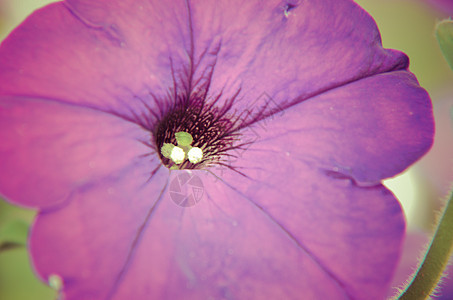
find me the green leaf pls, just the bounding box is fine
[0,219,29,252]
[0,248,57,300]
[436,19,453,70]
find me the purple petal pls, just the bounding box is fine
[211,170,404,299]
[427,0,453,14]
[418,98,453,198]
[0,97,154,208]
[0,1,190,119]
[1,0,408,118]
[187,0,410,111]
[233,70,433,184]
[19,68,429,297]
[30,164,169,300]
[29,166,403,299]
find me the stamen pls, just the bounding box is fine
[161,143,175,159]
[170,146,185,164]
[188,147,203,164]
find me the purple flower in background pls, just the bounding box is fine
[0,0,434,299]
[427,0,453,15]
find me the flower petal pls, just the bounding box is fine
[29,165,403,299]
[427,0,453,14]
[188,0,409,113]
[208,162,405,299]
[0,97,153,208]
[29,164,170,300]
[1,0,409,122]
[230,70,433,184]
[0,1,190,121]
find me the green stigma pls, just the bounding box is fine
[160,132,203,167]
[175,131,193,147]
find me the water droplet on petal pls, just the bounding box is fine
[48,274,63,291]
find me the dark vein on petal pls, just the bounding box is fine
[185,0,195,97]
[215,176,356,300]
[0,94,149,131]
[11,2,408,138]
[63,2,125,46]
[105,175,170,300]
[34,157,148,214]
[234,65,408,133]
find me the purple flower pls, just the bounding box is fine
[0,0,434,299]
[427,0,453,15]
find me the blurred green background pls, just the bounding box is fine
[0,0,452,299]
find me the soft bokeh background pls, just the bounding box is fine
[0,0,452,299]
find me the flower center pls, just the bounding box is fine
[154,96,237,170]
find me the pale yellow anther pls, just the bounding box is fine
[170,146,185,164]
[160,132,203,167]
[188,147,203,164]
[161,143,175,159]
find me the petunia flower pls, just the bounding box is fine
[0,0,434,299]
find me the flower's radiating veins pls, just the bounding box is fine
[154,96,238,170]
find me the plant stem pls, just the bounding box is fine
[397,191,453,300]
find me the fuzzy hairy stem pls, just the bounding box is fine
[396,190,453,300]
